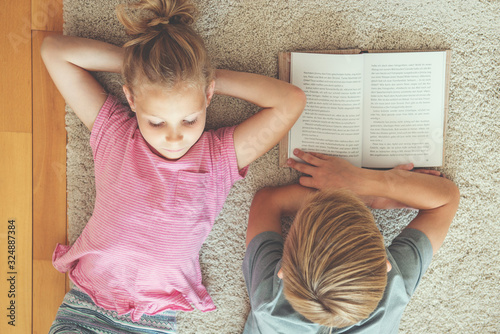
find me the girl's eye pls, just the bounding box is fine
[149,121,164,128]
[184,119,198,126]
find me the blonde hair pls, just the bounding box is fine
[281,189,387,329]
[116,0,214,94]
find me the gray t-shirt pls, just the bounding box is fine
[242,228,433,334]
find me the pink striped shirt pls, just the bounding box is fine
[53,95,247,322]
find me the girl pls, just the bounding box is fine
[42,0,305,332]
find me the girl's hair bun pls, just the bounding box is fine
[118,0,213,92]
[149,0,195,27]
[117,0,196,37]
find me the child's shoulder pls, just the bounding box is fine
[200,126,239,154]
[99,94,133,118]
[205,125,237,138]
[93,94,134,128]
[90,94,136,153]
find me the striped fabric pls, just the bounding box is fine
[49,288,176,334]
[53,95,247,322]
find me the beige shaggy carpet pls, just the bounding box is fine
[63,0,499,333]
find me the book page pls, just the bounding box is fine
[290,52,364,167]
[362,52,446,168]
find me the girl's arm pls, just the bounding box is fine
[214,69,306,170]
[245,184,314,247]
[41,35,124,131]
[288,149,460,254]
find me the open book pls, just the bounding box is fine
[278,50,451,168]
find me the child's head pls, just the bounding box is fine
[117,0,215,159]
[281,189,387,329]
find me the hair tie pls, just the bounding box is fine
[148,17,170,28]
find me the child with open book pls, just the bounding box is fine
[243,148,459,333]
[41,0,305,332]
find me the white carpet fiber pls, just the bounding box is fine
[63,0,499,333]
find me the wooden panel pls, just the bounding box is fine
[1,0,33,333]
[32,30,68,334]
[32,0,63,32]
[0,1,32,133]
[0,133,32,334]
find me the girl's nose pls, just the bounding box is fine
[165,128,183,142]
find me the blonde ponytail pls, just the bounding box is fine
[116,0,213,94]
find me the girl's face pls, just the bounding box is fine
[124,82,215,160]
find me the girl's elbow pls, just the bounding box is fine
[291,85,307,111]
[41,35,68,61]
[281,85,306,120]
[40,35,59,60]
[449,182,460,208]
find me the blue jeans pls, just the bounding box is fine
[49,288,177,333]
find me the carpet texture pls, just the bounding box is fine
[63,0,499,333]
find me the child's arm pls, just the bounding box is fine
[214,69,306,170]
[41,35,124,131]
[288,149,460,255]
[245,184,314,247]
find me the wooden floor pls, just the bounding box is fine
[1,0,67,333]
